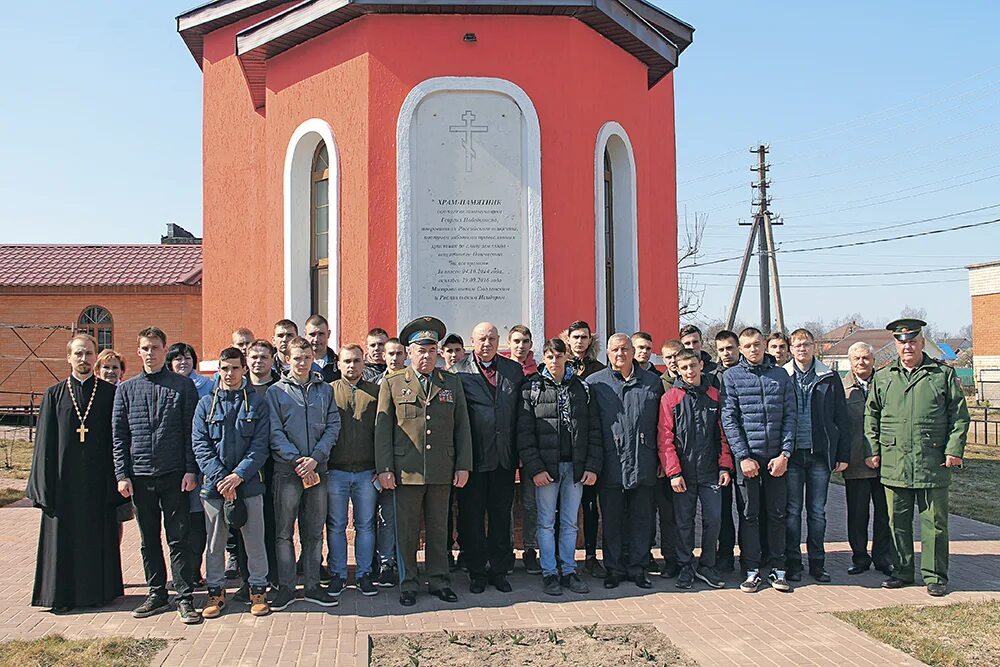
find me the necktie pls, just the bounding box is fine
[419,373,430,395]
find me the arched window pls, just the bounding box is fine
[594,122,639,348]
[78,306,113,351]
[603,149,615,336]
[311,144,330,319]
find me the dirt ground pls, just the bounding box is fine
[369,623,697,667]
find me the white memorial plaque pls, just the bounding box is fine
[407,91,525,337]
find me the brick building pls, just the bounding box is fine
[0,229,202,408]
[968,259,1000,400]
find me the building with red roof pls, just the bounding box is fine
[0,225,203,407]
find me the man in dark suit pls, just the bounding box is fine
[452,322,525,593]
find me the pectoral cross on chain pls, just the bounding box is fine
[449,110,488,172]
[76,424,88,443]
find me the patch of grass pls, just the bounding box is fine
[0,487,24,508]
[0,438,33,479]
[948,449,1000,526]
[0,634,168,667]
[835,600,1000,667]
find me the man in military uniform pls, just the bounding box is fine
[865,318,970,597]
[375,317,473,606]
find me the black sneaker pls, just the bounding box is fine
[132,593,170,619]
[270,587,297,611]
[304,587,339,607]
[375,566,397,588]
[675,566,695,589]
[561,573,589,594]
[645,558,663,576]
[769,569,792,592]
[177,598,203,624]
[232,584,250,605]
[740,570,762,593]
[583,555,607,579]
[320,565,332,585]
[523,549,542,575]
[543,574,562,596]
[357,574,378,597]
[694,566,726,589]
[327,574,345,597]
[661,561,681,579]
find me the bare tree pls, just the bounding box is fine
[677,210,707,318]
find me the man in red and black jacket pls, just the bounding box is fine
[657,348,733,591]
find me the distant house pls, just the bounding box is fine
[817,320,861,355]
[0,226,202,408]
[968,259,1000,400]
[821,329,945,373]
[941,337,972,355]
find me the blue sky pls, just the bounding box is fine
[2,1,997,335]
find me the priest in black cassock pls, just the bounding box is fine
[27,333,124,613]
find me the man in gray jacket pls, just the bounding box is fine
[266,337,341,610]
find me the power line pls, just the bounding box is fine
[689,216,1000,267]
[779,217,1000,254]
[700,278,967,289]
[779,203,1000,244]
[684,266,966,278]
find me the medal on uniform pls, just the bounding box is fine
[67,376,98,443]
[438,389,454,403]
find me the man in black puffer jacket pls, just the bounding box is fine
[112,327,201,624]
[517,338,603,596]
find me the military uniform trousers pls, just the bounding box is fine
[885,484,950,585]
[395,484,452,594]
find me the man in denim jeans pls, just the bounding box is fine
[517,338,602,596]
[782,329,849,583]
[266,337,341,610]
[327,345,380,597]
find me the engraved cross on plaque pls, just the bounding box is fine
[449,110,488,172]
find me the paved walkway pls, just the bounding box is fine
[1,485,999,666]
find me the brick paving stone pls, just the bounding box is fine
[1,484,999,666]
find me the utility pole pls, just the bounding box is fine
[725,144,786,334]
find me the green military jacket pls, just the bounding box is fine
[374,367,473,485]
[864,353,970,489]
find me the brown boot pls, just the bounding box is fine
[249,586,271,617]
[202,588,226,619]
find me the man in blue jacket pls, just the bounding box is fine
[193,347,271,618]
[112,327,201,624]
[586,333,664,590]
[783,329,849,583]
[721,327,797,593]
[266,337,341,610]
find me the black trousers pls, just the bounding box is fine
[650,478,679,565]
[582,485,600,556]
[132,472,196,600]
[187,511,207,579]
[844,477,893,570]
[458,467,516,578]
[717,483,736,566]
[735,468,786,572]
[599,485,654,578]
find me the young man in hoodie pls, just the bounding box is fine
[266,337,341,610]
[658,349,733,590]
[783,329,850,583]
[192,347,271,618]
[721,327,797,593]
[304,315,340,383]
[361,328,389,383]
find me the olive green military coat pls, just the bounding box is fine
[864,353,970,489]
[374,368,473,485]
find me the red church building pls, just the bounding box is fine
[178,0,693,358]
